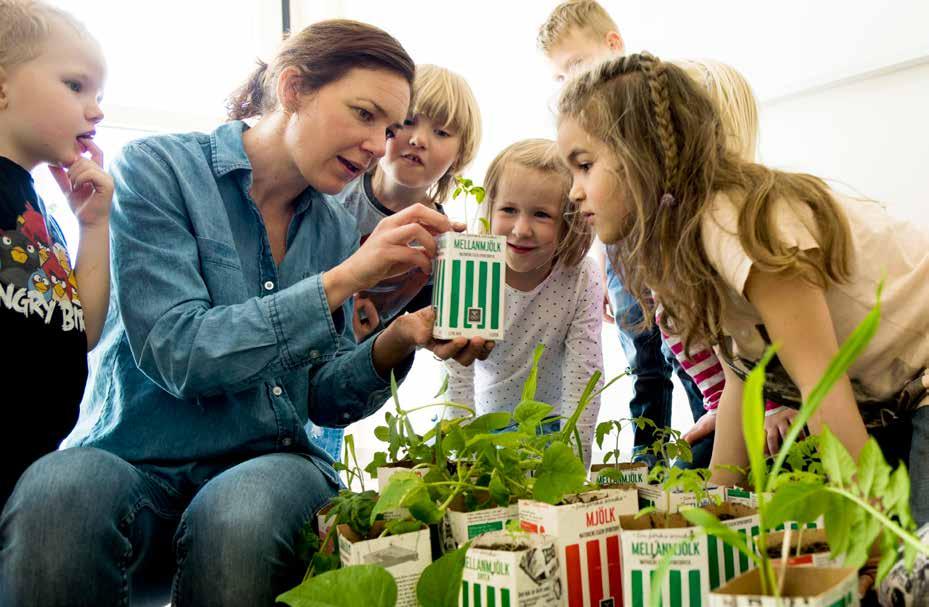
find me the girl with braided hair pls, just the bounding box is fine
[555,51,929,523]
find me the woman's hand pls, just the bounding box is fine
[682,411,716,445]
[764,407,799,456]
[323,205,464,311]
[371,306,494,376]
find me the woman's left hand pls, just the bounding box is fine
[372,306,494,375]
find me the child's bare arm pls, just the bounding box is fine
[709,363,749,486]
[744,267,869,459]
[49,139,113,350]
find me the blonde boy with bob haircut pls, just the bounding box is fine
[538,0,625,82]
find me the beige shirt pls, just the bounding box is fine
[701,190,929,414]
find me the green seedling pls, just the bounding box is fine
[594,415,656,483]
[681,288,928,599]
[450,175,486,234]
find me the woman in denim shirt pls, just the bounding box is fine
[1,20,490,607]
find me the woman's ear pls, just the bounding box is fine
[276,66,304,114]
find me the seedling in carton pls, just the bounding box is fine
[681,290,929,600]
[450,175,487,233]
[593,415,655,483]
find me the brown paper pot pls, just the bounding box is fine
[708,566,859,607]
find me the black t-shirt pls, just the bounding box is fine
[0,156,86,500]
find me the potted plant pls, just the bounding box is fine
[680,296,928,606]
[590,416,654,486]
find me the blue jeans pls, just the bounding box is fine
[871,406,929,527]
[606,262,705,461]
[0,447,337,606]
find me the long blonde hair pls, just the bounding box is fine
[483,139,592,267]
[558,52,852,354]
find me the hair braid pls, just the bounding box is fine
[640,53,679,201]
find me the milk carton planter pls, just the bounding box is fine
[707,566,859,607]
[518,489,639,607]
[638,484,724,513]
[432,233,506,340]
[722,487,824,531]
[440,498,520,553]
[589,462,650,486]
[377,462,427,492]
[338,521,432,607]
[460,531,560,607]
[764,529,841,568]
[619,503,761,607]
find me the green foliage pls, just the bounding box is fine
[416,543,471,607]
[451,175,487,232]
[532,442,588,504]
[682,288,927,597]
[276,565,397,607]
[595,416,655,471]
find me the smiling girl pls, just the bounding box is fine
[445,139,603,466]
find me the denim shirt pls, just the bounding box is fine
[68,121,410,486]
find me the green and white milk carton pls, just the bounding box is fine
[518,489,639,607]
[461,531,560,607]
[432,233,506,340]
[619,503,761,607]
[589,462,650,486]
[708,567,858,607]
[338,521,432,607]
[638,484,725,513]
[722,487,824,531]
[440,496,520,553]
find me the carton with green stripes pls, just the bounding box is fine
[708,566,859,607]
[589,462,650,487]
[637,484,724,513]
[432,233,506,340]
[518,489,639,607]
[440,497,520,553]
[460,531,559,607]
[764,529,841,568]
[619,503,761,607]
[722,487,824,531]
[338,521,432,607]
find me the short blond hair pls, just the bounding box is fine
[483,139,592,267]
[0,0,90,68]
[404,64,482,205]
[537,0,619,54]
[673,59,759,161]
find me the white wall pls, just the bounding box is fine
[759,60,929,228]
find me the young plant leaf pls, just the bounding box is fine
[371,472,423,524]
[532,442,587,504]
[417,543,471,607]
[521,344,545,402]
[743,346,777,496]
[276,564,397,607]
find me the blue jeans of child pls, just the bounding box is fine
[871,406,929,527]
[0,447,337,606]
[606,262,705,463]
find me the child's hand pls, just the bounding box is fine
[49,138,113,230]
[764,407,798,455]
[682,411,716,445]
[352,296,379,342]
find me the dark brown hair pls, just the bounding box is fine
[227,19,415,120]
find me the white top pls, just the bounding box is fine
[701,190,929,413]
[445,256,605,465]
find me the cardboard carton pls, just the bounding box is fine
[708,567,859,607]
[440,499,520,553]
[338,522,432,607]
[764,529,841,568]
[638,484,724,513]
[589,462,650,487]
[518,489,639,607]
[619,503,761,607]
[461,531,560,607]
[432,233,506,340]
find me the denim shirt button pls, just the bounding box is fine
[282,437,293,447]
[263,280,275,291]
[272,385,283,397]
[310,350,320,359]
[342,412,351,420]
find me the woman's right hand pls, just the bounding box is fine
[323,205,464,311]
